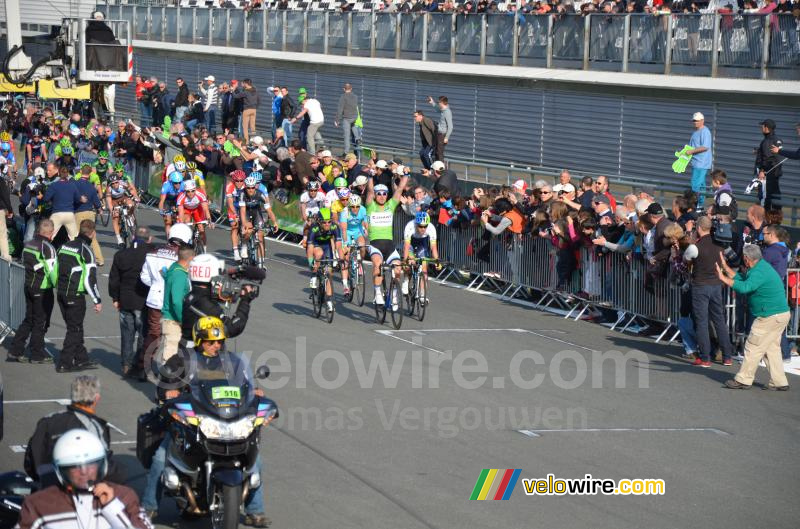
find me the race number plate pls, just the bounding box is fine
[211,386,241,400]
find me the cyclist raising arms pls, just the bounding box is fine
[225,169,247,262]
[239,175,279,265]
[365,173,408,305]
[338,194,368,296]
[177,179,213,246]
[159,171,184,232]
[307,208,343,314]
[402,211,438,302]
[106,171,140,247]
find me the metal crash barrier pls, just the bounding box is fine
[0,261,27,345]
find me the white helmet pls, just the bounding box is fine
[183,179,197,191]
[250,136,264,147]
[244,176,258,188]
[53,429,107,492]
[174,160,186,172]
[33,166,45,178]
[347,194,361,207]
[168,223,193,246]
[189,254,225,283]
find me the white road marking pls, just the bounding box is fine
[45,335,120,341]
[107,423,128,436]
[9,445,25,453]
[5,399,72,405]
[516,427,731,438]
[378,328,599,353]
[374,330,447,355]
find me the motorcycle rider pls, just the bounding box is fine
[18,429,150,529]
[139,223,193,376]
[141,316,270,527]
[180,254,262,342]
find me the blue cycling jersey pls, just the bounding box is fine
[161,181,184,199]
[339,206,367,242]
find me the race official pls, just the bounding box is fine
[7,219,57,363]
[54,219,102,373]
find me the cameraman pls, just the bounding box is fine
[754,119,783,210]
[685,215,734,368]
[181,254,261,342]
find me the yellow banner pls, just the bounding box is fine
[0,75,35,93]
[37,80,91,100]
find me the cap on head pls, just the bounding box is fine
[204,75,215,82]
[512,179,527,193]
[320,150,332,158]
[692,112,704,121]
[353,175,369,187]
[646,202,665,216]
[376,160,388,169]
[431,161,445,171]
[760,118,776,130]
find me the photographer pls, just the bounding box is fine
[181,254,262,342]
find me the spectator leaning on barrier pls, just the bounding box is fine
[718,245,791,391]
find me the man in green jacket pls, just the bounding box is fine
[159,246,194,364]
[716,244,790,391]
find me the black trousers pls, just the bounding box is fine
[435,132,446,163]
[9,288,54,360]
[57,295,89,367]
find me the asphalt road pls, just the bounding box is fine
[2,207,799,529]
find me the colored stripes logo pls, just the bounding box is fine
[470,469,521,500]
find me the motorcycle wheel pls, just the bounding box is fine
[212,483,242,529]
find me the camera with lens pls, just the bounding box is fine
[209,265,265,304]
[711,218,740,267]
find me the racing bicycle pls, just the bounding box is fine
[375,262,403,329]
[403,258,440,322]
[310,258,336,324]
[344,243,367,307]
[187,219,209,255]
[113,201,138,248]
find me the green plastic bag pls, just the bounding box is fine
[672,145,692,173]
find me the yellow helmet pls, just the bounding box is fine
[0,132,10,142]
[173,154,186,164]
[192,316,226,347]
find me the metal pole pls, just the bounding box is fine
[324,11,330,55]
[371,11,377,58]
[760,15,771,79]
[226,8,231,47]
[176,7,181,44]
[282,10,288,52]
[546,14,553,68]
[146,6,151,41]
[664,14,673,75]
[243,9,248,49]
[303,11,309,53]
[346,12,353,56]
[622,14,630,73]
[395,13,402,59]
[422,13,429,61]
[192,7,197,45]
[582,14,591,70]
[480,14,486,64]
[208,7,213,46]
[512,13,519,66]
[262,8,267,49]
[450,12,456,63]
[710,12,720,77]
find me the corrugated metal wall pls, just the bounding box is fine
[0,0,96,30]
[118,49,800,198]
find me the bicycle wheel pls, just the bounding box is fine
[405,272,416,317]
[389,276,403,330]
[374,276,387,324]
[417,273,427,322]
[311,278,323,318]
[355,261,365,307]
[125,216,137,248]
[344,257,355,303]
[324,276,334,324]
[257,233,267,269]
[96,208,110,227]
[194,232,206,255]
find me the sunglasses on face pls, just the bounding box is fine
[541,191,552,195]
[375,191,388,196]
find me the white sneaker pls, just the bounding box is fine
[374,291,384,305]
[233,248,241,261]
[116,236,124,245]
[310,277,318,289]
[326,301,334,312]
[401,279,409,295]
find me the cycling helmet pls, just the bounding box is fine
[244,176,258,188]
[0,142,10,152]
[0,131,10,142]
[347,194,362,207]
[168,223,193,246]
[173,154,186,164]
[183,179,197,191]
[186,161,197,171]
[374,184,389,194]
[317,208,332,222]
[114,162,125,171]
[61,146,74,156]
[189,254,224,284]
[98,150,108,159]
[52,429,107,492]
[249,171,263,182]
[175,160,186,172]
[109,173,122,183]
[337,187,350,199]
[415,212,431,227]
[193,316,226,347]
[307,180,321,192]
[230,169,246,182]
[59,137,71,147]
[169,171,183,184]
[333,177,348,189]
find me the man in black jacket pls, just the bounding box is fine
[24,375,125,487]
[414,109,437,170]
[54,219,102,373]
[180,254,259,341]
[219,82,238,133]
[173,77,190,121]
[754,119,783,211]
[150,82,170,129]
[109,227,152,379]
[7,219,56,363]
[0,169,12,261]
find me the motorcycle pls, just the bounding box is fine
[0,471,37,529]
[159,365,277,529]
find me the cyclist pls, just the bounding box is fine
[239,175,278,267]
[327,176,351,223]
[307,208,343,314]
[106,171,140,247]
[112,162,133,185]
[53,137,73,158]
[177,179,213,247]
[93,150,112,187]
[26,129,47,173]
[402,211,439,304]
[299,180,327,248]
[55,145,78,174]
[225,169,247,262]
[158,171,184,232]
[1,140,16,179]
[164,153,187,182]
[365,174,408,305]
[338,194,368,296]
[185,161,206,190]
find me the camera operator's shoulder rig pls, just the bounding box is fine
[208,265,266,306]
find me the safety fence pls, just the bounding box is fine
[101,5,800,78]
[0,260,26,345]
